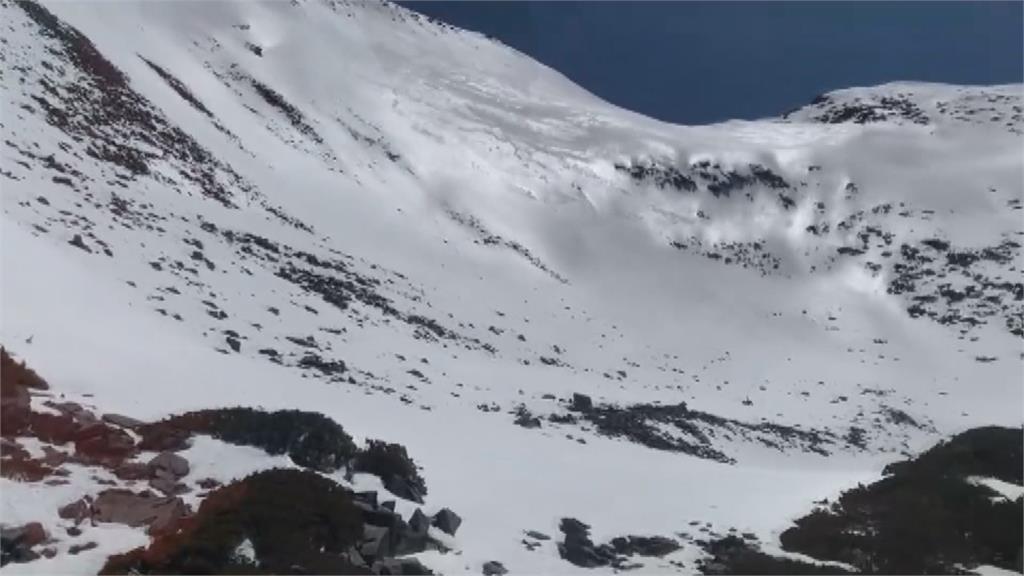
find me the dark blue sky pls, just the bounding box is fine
[399,1,1024,125]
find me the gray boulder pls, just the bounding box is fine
[431,508,462,536]
[148,451,189,478]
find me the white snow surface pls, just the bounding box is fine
[0,0,1021,573]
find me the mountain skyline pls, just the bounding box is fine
[401,1,1024,124]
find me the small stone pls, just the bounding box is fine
[68,234,92,253]
[482,560,508,575]
[68,541,98,555]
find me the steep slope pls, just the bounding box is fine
[1,0,1021,573]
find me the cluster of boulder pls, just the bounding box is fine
[100,468,459,575]
[557,517,680,570]
[1,348,464,574]
[352,490,462,572]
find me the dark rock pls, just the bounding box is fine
[344,546,367,569]
[547,413,577,425]
[513,405,541,429]
[361,525,392,560]
[68,234,92,253]
[384,474,424,504]
[570,393,593,412]
[1,522,46,548]
[409,508,430,534]
[556,518,642,569]
[0,522,47,566]
[68,541,98,555]
[610,535,680,557]
[371,557,433,575]
[431,508,462,536]
[482,560,508,575]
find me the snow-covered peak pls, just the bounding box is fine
[781,82,1023,133]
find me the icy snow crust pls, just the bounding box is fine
[1,0,1021,573]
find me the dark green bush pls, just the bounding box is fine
[101,468,366,574]
[143,408,358,472]
[780,426,1024,574]
[354,440,426,500]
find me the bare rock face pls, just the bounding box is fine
[91,489,189,534]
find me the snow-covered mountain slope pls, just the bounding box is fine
[1,0,1021,573]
